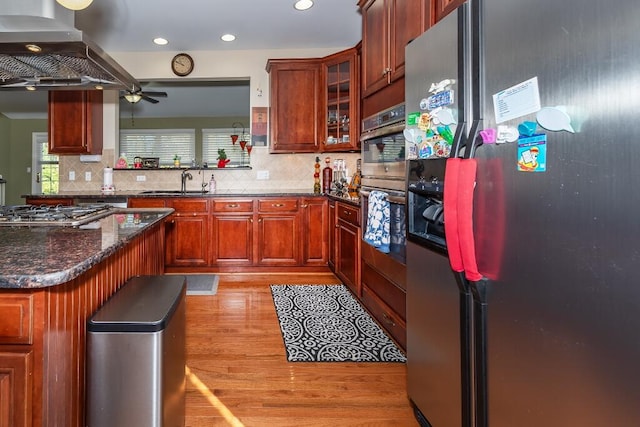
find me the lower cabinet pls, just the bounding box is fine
[129,196,329,272]
[333,200,361,296]
[0,351,32,427]
[166,199,209,267]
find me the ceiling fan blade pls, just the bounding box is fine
[140,94,160,104]
[140,91,167,97]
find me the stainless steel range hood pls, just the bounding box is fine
[0,0,140,91]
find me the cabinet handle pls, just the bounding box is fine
[382,312,396,327]
[169,219,175,224]
[249,218,253,223]
[382,67,391,76]
[272,203,285,207]
[192,213,197,216]
[227,204,239,208]
[258,218,263,223]
[301,204,308,208]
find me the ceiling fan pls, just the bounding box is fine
[120,89,168,104]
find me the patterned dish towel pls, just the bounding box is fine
[363,190,390,253]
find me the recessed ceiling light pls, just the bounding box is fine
[294,0,313,11]
[56,0,93,10]
[221,34,236,42]
[153,37,168,46]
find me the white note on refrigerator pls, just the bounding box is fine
[493,77,541,124]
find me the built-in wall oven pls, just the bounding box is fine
[360,103,407,265]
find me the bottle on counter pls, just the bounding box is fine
[208,174,216,194]
[322,157,332,194]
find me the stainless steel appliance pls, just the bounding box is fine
[0,204,113,227]
[406,1,640,426]
[0,0,139,91]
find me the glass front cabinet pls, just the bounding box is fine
[321,47,360,152]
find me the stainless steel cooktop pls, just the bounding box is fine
[0,204,113,227]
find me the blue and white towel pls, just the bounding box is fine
[363,190,390,253]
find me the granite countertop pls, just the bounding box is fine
[0,208,173,289]
[23,189,326,199]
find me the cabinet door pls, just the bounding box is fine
[127,198,167,208]
[336,219,361,296]
[360,0,390,97]
[257,213,300,266]
[434,0,466,22]
[211,214,254,266]
[48,90,103,155]
[167,214,209,266]
[267,59,321,153]
[321,48,360,152]
[301,198,328,266]
[0,351,33,427]
[328,200,337,270]
[389,0,431,84]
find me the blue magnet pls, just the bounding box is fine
[518,121,537,137]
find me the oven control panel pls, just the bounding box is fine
[362,103,406,133]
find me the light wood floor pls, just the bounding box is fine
[184,273,419,427]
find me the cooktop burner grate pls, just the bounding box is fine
[0,204,114,227]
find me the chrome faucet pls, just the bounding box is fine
[180,169,193,193]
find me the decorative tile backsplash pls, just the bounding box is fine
[59,148,360,194]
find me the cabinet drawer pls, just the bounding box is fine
[212,199,254,213]
[170,198,208,212]
[0,294,34,345]
[361,262,406,320]
[128,198,167,208]
[361,286,406,351]
[337,202,360,227]
[258,198,299,212]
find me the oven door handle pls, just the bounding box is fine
[360,188,406,205]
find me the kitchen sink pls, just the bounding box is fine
[139,190,208,195]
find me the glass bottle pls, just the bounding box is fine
[322,157,333,194]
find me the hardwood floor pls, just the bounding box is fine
[185,273,419,426]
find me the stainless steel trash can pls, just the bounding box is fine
[87,275,186,427]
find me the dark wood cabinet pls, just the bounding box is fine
[211,199,254,267]
[256,198,300,266]
[434,0,466,21]
[328,200,337,270]
[266,59,321,153]
[166,198,209,267]
[359,0,431,99]
[334,201,361,296]
[301,197,329,266]
[25,197,74,206]
[321,48,360,152]
[48,90,103,155]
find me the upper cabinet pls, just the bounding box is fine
[359,0,431,98]
[434,0,466,21]
[321,47,360,152]
[266,59,322,153]
[48,90,103,155]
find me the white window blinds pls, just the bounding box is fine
[120,129,196,166]
[202,128,251,167]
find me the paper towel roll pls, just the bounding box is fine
[103,167,113,187]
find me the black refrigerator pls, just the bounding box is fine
[405,0,640,426]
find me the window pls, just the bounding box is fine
[32,133,59,194]
[203,128,251,167]
[119,129,196,166]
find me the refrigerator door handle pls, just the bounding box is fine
[458,159,483,281]
[444,158,464,273]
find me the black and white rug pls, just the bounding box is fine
[270,284,406,362]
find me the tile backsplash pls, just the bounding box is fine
[60,148,360,194]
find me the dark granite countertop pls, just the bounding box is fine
[22,189,326,199]
[0,208,173,289]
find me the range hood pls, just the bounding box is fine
[0,0,140,91]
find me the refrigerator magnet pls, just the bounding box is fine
[517,134,547,172]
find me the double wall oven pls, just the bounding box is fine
[360,103,407,264]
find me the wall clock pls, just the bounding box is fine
[171,53,194,77]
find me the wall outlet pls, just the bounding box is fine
[256,170,270,180]
[69,171,75,181]
[136,175,146,182]
[85,171,92,181]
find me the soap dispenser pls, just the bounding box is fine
[208,174,216,194]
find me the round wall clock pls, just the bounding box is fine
[171,53,194,76]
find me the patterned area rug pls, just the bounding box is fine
[270,284,406,362]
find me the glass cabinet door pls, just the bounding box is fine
[322,48,359,151]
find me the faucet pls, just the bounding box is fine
[180,169,193,193]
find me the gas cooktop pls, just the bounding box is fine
[0,204,114,227]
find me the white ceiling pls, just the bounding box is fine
[0,0,362,119]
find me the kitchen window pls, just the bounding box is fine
[119,129,196,166]
[32,132,59,194]
[202,128,250,167]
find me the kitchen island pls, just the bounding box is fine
[0,208,172,427]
